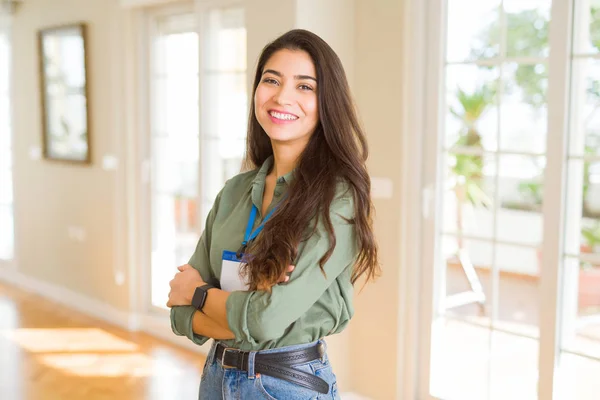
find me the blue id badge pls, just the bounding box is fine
[222,203,281,292]
[220,250,250,292]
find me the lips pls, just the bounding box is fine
[269,110,299,121]
[268,109,299,125]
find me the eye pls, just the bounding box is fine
[262,77,279,85]
[298,84,314,91]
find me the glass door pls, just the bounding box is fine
[0,23,13,262]
[147,10,201,310]
[198,6,247,225]
[145,4,247,312]
[419,0,600,399]
[557,0,600,397]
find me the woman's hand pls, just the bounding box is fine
[166,263,296,307]
[257,265,295,291]
[166,264,205,307]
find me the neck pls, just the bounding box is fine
[270,141,305,178]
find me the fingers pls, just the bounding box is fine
[276,265,295,284]
[177,264,191,272]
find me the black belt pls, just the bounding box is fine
[214,342,329,395]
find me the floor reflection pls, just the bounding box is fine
[0,282,204,400]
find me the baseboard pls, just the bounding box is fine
[0,266,136,331]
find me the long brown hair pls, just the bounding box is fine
[241,29,379,290]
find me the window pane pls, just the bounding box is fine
[430,319,491,400]
[203,72,246,140]
[200,8,246,223]
[504,0,551,58]
[150,13,200,310]
[564,159,599,258]
[560,257,600,360]
[573,0,600,56]
[568,59,600,157]
[446,65,499,152]
[152,136,199,197]
[205,8,246,71]
[443,235,492,320]
[161,74,199,137]
[446,0,500,62]
[0,204,13,260]
[201,137,244,204]
[559,352,600,400]
[496,155,545,246]
[443,152,495,238]
[489,331,539,400]
[432,236,492,398]
[164,32,199,76]
[0,30,13,262]
[0,110,10,169]
[0,168,12,205]
[495,243,540,327]
[561,156,600,364]
[0,35,8,89]
[500,62,548,153]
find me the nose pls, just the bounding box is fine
[272,83,294,106]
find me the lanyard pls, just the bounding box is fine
[242,204,279,248]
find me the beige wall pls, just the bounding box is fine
[9,0,408,398]
[12,0,131,311]
[352,1,406,398]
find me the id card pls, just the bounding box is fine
[220,250,250,292]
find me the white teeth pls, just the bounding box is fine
[270,111,298,121]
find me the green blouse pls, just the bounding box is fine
[170,157,358,351]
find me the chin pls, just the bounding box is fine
[267,134,299,144]
[264,127,300,142]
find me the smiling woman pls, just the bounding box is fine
[255,50,319,146]
[168,29,380,399]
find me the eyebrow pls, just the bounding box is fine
[262,69,317,82]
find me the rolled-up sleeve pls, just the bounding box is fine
[170,189,223,345]
[226,193,357,345]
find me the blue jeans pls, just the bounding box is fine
[199,339,341,399]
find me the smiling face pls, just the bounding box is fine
[254,49,319,149]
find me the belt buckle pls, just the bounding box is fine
[221,347,239,369]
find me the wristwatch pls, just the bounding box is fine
[191,284,214,313]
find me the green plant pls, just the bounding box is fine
[581,220,600,271]
[517,181,543,207]
[582,222,600,251]
[449,85,495,248]
[451,7,600,255]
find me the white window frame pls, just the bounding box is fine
[0,12,15,267]
[195,0,247,226]
[139,1,200,318]
[126,0,246,351]
[408,0,594,399]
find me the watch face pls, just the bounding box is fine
[192,287,205,310]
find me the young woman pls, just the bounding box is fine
[167,29,379,399]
